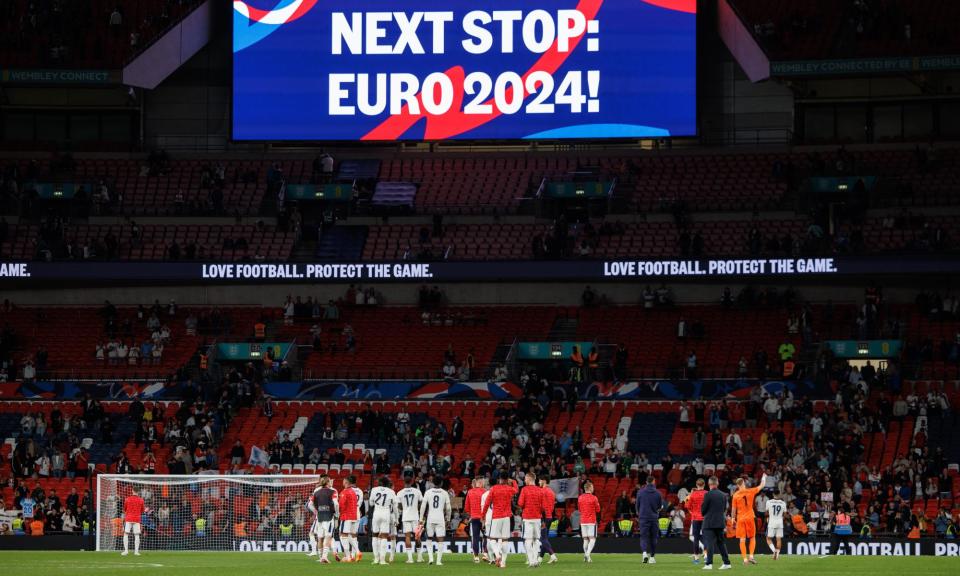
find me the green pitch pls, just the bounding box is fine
[0,552,956,575]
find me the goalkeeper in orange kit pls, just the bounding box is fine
[731,473,767,564]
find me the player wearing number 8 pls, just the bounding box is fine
[121,487,145,556]
[419,485,451,566]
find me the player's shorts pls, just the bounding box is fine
[372,513,393,534]
[425,522,446,538]
[124,521,141,535]
[341,520,359,534]
[766,524,783,538]
[389,517,398,536]
[522,519,542,540]
[485,513,493,535]
[402,520,419,534]
[489,517,511,540]
[315,520,335,538]
[581,523,597,538]
[736,518,757,539]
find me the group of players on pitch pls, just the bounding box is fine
[117,472,785,567]
[306,472,603,567]
[681,473,788,569]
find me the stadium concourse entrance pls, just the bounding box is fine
[4,536,955,556]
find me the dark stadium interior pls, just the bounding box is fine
[0,0,958,558]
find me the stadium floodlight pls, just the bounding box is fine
[97,474,321,552]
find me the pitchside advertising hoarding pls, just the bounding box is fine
[2,535,958,554]
[229,538,957,556]
[231,0,697,140]
[2,256,960,284]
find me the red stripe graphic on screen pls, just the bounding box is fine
[362,0,604,141]
[639,0,696,14]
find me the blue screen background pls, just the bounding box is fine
[232,0,696,140]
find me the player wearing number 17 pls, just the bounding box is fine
[121,487,145,556]
[731,474,768,564]
[397,479,424,564]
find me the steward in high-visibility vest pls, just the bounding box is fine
[195,517,206,537]
[658,517,670,535]
[279,523,293,537]
[588,349,599,369]
[570,346,584,383]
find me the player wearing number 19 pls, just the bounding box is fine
[420,485,452,566]
[764,493,787,560]
[370,477,398,566]
[121,487,145,557]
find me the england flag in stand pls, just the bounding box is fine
[549,477,580,503]
[248,445,270,468]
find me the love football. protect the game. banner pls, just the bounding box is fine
[232,0,697,140]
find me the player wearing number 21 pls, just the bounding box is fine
[369,477,398,565]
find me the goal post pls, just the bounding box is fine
[96,474,321,552]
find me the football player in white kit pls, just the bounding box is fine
[306,477,338,557]
[419,485,452,566]
[765,492,787,559]
[388,502,400,563]
[396,478,424,563]
[481,480,495,564]
[306,476,339,564]
[369,477,397,565]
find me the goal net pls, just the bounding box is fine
[96,475,321,552]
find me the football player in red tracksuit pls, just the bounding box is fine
[464,478,487,563]
[481,474,518,568]
[683,478,708,563]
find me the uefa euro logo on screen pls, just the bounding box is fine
[233,0,319,52]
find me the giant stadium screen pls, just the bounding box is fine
[231,0,697,141]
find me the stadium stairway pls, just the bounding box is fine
[315,226,368,261]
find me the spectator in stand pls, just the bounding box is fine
[22,360,36,383]
[231,440,245,465]
[686,351,697,380]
